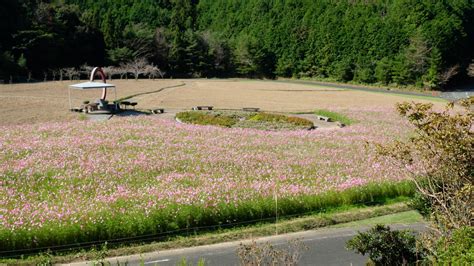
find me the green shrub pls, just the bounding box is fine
[408,191,431,219]
[249,113,313,128]
[286,116,314,127]
[346,224,422,265]
[375,57,393,85]
[176,111,314,130]
[434,226,474,264]
[355,67,375,83]
[314,110,355,125]
[176,111,237,127]
[235,120,310,131]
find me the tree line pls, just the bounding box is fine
[1,0,473,89]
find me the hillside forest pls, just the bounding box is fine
[1,0,473,89]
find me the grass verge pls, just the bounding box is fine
[331,210,423,228]
[386,93,448,103]
[274,78,442,97]
[1,200,418,265]
[313,109,355,125]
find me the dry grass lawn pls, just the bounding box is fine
[0,79,443,126]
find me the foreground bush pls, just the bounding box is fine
[433,226,474,264]
[347,225,474,265]
[346,224,421,265]
[376,97,473,263]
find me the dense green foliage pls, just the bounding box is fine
[176,110,314,130]
[1,0,473,88]
[1,182,414,253]
[176,111,238,127]
[434,226,474,264]
[346,224,421,265]
[347,225,474,265]
[0,0,105,80]
[249,113,314,127]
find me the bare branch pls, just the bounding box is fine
[121,58,149,80]
[438,65,459,85]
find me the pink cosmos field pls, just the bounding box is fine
[0,106,414,250]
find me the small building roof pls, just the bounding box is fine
[69,81,115,89]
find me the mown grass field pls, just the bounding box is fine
[0,79,443,126]
[0,80,442,254]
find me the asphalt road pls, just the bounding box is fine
[69,223,426,266]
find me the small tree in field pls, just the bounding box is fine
[80,64,93,78]
[144,64,164,79]
[375,97,473,262]
[122,58,148,80]
[102,66,120,81]
[63,67,78,81]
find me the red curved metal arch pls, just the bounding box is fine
[89,67,107,100]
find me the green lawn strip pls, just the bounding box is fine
[292,110,356,125]
[330,210,423,228]
[364,90,448,103]
[313,109,356,125]
[2,201,414,265]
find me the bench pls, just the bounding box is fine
[193,106,213,110]
[242,107,260,112]
[120,101,138,109]
[151,108,164,114]
[337,122,346,128]
[82,103,98,113]
[317,115,331,122]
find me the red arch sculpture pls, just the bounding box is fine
[89,67,108,100]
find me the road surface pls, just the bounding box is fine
[65,223,427,266]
